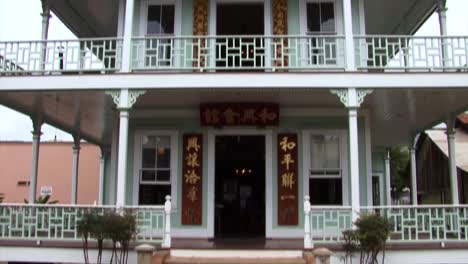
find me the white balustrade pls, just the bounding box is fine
[0,203,169,244]
[0,38,122,73]
[130,35,346,71]
[355,35,468,70]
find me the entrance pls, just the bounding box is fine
[216,3,265,68]
[215,136,266,238]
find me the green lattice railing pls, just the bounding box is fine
[0,203,167,243]
[362,205,468,242]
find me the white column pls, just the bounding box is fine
[342,0,356,70]
[446,118,459,205]
[330,88,372,223]
[121,0,135,72]
[116,109,129,208]
[384,150,391,206]
[106,89,145,208]
[410,147,418,205]
[348,107,360,222]
[303,195,312,249]
[437,1,449,67]
[98,148,106,205]
[71,137,80,204]
[29,120,42,204]
[40,0,51,70]
[162,195,172,248]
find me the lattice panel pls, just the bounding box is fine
[365,206,468,243]
[0,205,166,243]
[309,208,352,242]
[131,36,345,71]
[356,36,468,69]
[0,38,122,73]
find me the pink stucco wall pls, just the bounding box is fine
[0,141,100,204]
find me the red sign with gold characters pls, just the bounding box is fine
[182,134,203,225]
[277,133,298,225]
[200,103,279,127]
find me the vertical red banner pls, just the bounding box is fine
[277,133,298,225]
[182,134,203,225]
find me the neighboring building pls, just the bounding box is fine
[0,141,100,204]
[414,115,468,204]
[1,0,468,263]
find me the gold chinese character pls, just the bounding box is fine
[281,172,295,189]
[187,186,198,202]
[186,136,200,152]
[258,108,277,124]
[204,109,220,125]
[281,154,295,170]
[185,152,200,167]
[184,169,201,184]
[279,136,296,152]
[242,109,257,123]
[223,108,240,124]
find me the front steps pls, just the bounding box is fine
[157,250,307,264]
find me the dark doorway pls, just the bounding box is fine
[216,4,265,69]
[215,136,265,238]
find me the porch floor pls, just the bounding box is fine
[172,238,304,250]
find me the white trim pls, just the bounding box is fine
[365,109,372,206]
[3,73,468,91]
[209,0,272,36]
[372,172,384,206]
[302,129,349,206]
[132,130,179,207]
[299,0,344,35]
[207,128,273,238]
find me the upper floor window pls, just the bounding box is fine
[306,1,335,34]
[146,5,175,35]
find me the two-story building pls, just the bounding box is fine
[1,0,468,263]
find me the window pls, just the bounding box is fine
[306,2,335,34]
[302,0,340,66]
[139,135,172,205]
[304,131,347,205]
[145,4,175,67]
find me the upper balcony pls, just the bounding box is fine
[1,35,467,74]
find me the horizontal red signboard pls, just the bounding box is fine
[200,103,279,127]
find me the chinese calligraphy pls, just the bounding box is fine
[277,134,298,225]
[200,103,279,126]
[182,134,203,225]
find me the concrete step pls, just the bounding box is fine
[162,250,306,264]
[164,256,306,264]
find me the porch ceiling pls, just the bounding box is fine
[1,88,468,149]
[48,0,119,38]
[364,0,438,35]
[0,91,115,146]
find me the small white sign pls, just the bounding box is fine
[40,186,53,196]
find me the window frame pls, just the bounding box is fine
[140,0,182,37]
[133,130,179,206]
[299,0,343,36]
[302,129,349,206]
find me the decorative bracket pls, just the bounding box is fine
[330,88,373,108]
[106,89,146,109]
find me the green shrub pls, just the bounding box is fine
[342,213,391,264]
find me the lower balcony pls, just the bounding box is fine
[0,35,467,74]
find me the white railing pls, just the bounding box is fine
[0,38,122,73]
[0,196,171,246]
[303,196,353,248]
[355,35,468,70]
[362,205,468,243]
[131,35,346,71]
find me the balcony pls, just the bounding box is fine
[0,35,467,74]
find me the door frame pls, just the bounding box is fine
[209,0,272,36]
[207,129,273,238]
